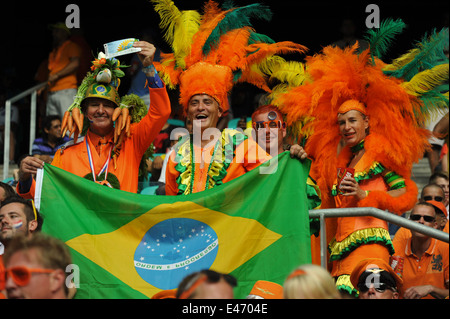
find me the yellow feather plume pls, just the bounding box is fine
[402,63,449,96]
[269,60,309,87]
[151,0,201,69]
[151,0,181,44]
[173,10,201,68]
[383,48,420,72]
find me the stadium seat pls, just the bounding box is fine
[167,118,185,127]
[227,117,251,129]
[140,185,159,195]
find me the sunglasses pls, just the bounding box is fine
[253,120,286,131]
[179,270,237,299]
[410,214,435,222]
[2,266,54,287]
[357,282,394,293]
[423,195,444,202]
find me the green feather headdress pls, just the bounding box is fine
[363,19,449,126]
[380,26,449,125]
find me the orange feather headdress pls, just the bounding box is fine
[150,0,307,114]
[272,21,449,212]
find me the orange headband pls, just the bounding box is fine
[287,269,306,280]
[337,99,366,115]
[178,274,208,299]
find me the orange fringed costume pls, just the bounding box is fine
[273,43,437,295]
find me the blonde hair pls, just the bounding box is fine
[283,264,340,299]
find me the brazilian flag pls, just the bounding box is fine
[35,152,312,299]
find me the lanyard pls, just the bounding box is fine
[85,136,113,186]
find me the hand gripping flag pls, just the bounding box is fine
[35,152,312,299]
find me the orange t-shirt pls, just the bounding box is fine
[17,86,170,197]
[392,237,449,299]
[48,40,81,92]
[165,133,271,195]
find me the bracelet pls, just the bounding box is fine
[142,64,157,77]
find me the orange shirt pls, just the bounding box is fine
[165,132,271,195]
[48,40,81,92]
[17,86,170,196]
[392,237,449,299]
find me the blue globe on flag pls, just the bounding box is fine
[134,218,219,290]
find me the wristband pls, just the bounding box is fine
[142,64,157,77]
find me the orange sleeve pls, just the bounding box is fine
[16,178,36,200]
[165,151,180,196]
[16,152,63,200]
[132,86,171,156]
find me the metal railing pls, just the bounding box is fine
[3,82,47,180]
[309,207,449,269]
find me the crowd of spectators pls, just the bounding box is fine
[0,11,448,301]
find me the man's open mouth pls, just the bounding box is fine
[195,114,208,120]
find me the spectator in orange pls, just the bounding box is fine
[45,22,81,118]
[350,258,402,299]
[16,42,170,196]
[426,200,448,233]
[429,171,449,216]
[395,183,448,240]
[392,201,449,299]
[251,104,321,243]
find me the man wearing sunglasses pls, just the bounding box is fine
[393,184,448,241]
[422,183,446,203]
[429,172,449,217]
[176,269,237,299]
[350,258,402,299]
[1,233,71,299]
[392,201,449,299]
